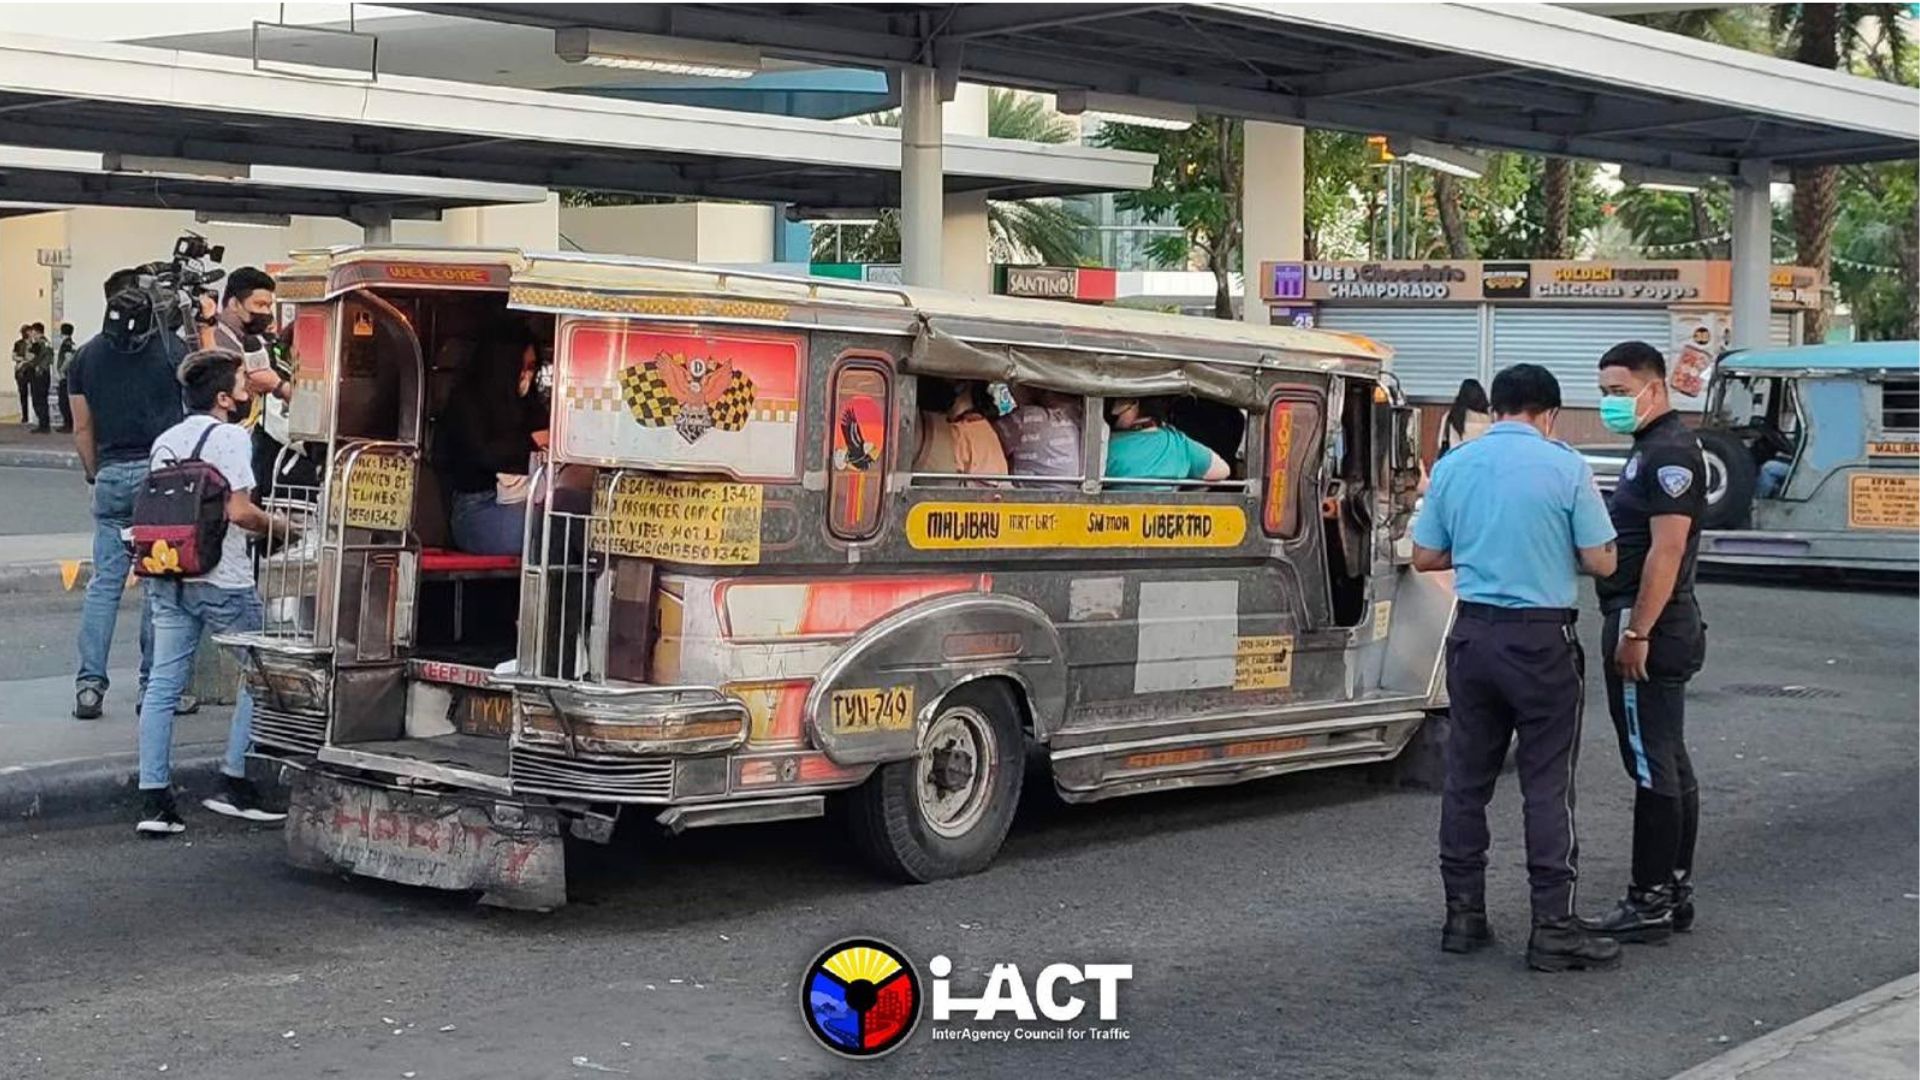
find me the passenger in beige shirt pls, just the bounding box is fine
[914,378,1009,487]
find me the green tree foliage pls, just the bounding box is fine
[809,89,1091,268]
[1087,116,1244,318]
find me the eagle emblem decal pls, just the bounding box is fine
[620,351,757,443]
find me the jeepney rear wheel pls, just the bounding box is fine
[847,680,1025,883]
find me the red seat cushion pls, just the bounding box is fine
[419,547,520,574]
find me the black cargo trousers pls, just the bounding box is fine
[1440,603,1587,923]
[1601,595,1707,890]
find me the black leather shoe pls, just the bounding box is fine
[1581,885,1676,944]
[1442,902,1495,954]
[1527,917,1622,972]
[1671,874,1695,933]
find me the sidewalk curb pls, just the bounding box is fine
[0,751,225,832]
[0,560,96,597]
[1668,974,1920,1080]
[0,446,81,470]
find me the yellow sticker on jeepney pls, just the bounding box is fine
[1234,634,1295,691]
[906,503,1246,550]
[591,476,763,565]
[337,452,413,532]
[1847,473,1920,530]
[1868,440,1920,457]
[829,685,915,734]
[1373,600,1393,641]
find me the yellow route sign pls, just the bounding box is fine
[338,452,414,532]
[1234,634,1295,691]
[591,476,763,564]
[906,502,1246,550]
[1847,473,1920,530]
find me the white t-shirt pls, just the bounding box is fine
[150,414,256,591]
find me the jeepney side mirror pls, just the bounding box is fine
[1389,406,1418,472]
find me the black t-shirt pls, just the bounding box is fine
[66,332,188,464]
[1596,410,1706,610]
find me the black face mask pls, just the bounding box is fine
[240,312,273,337]
[225,397,253,425]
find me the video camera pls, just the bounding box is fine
[104,232,231,349]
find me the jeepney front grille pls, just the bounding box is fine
[510,746,676,803]
[251,708,327,756]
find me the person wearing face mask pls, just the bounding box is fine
[436,323,550,555]
[210,268,296,495]
[1582,340,1709,946]
[135,349,303,835]
[1411,363,1621,973]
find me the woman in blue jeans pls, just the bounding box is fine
[437,324,549,556]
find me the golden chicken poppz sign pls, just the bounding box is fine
[558,320,802,480]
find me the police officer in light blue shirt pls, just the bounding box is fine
[1410,363,1622,973]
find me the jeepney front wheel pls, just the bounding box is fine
[847,680,1025,883]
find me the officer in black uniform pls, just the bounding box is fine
[1587,340,1709,943]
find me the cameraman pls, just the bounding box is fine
[66,268,196,720]
[208,267,295,495]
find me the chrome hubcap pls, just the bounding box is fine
[915,707,995,839]
[1703,451,1729,505]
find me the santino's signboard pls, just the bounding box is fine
[1262,260,1820,308]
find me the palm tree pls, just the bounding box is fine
[810,89,1091,266]
[1538,158,1573,258]
[1772,4,1911,340]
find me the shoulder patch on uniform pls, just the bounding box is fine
[1623,454,1641,481]
[1657,464,1694,498]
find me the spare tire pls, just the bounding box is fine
[1695,429,1756,530]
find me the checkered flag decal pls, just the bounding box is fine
[707,376,756,432]
[620,362,681,428]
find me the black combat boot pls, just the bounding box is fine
[1526,917,1622,972]
[1581,884,1676,944]
[1671,874,1695,933]
[1441,901,1495,954]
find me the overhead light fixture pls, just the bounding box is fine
[195,210,293,229]
[103,153,251,181]
[1388,138,1487,179]
[790,207,882,225]
[553,27,761,79]
[1619,164,1704,193]
[1055,90,1196,132]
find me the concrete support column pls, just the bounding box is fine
[898,66,944,287]
[1241,121,1305,325]
[940,83,992,293]
[1730,158,1773,351]
[353,205,394,245]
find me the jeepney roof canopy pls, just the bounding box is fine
[1721,341,1920,376]
[283,245,1394,404]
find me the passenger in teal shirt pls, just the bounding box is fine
[1412,366,1617,608]
[1104,397,1229,491]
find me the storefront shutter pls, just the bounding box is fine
[1490,308,1672,408]
[1313,308,1482,402]
[1768,312,1796,348]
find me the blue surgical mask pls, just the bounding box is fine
[1599,384,1648,434]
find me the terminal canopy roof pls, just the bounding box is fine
[419,1,1920,173]
[0,32,1150,209]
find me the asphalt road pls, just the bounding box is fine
[0,463,92,536]
[1,579,1914,1080]
[0,579,138,684]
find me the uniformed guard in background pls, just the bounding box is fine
[1412,363,1624,973]
[1586,340,1709,943]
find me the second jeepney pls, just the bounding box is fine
[223,246,1454,908]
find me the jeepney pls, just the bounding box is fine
[223,246,1453,909]
[1588,342,1919,575]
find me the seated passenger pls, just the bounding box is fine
[993,384,1082,487]
[436,325,550,556]
[913,378,1009,487]
[1105,396,1230,491]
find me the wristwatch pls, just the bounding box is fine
[1621,627,1649,642]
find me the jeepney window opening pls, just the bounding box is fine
[1262,392,1324,541]
[1096,393,1251,493]
[827,352,894,540]
[907,376,1096,489]
[1879,374,1920,432]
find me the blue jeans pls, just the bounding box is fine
[450,489,526,556]
[77,459,153,694]
[138,582,262,789]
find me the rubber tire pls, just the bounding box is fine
[1695,429,1757,530]
[847,680,1025,883]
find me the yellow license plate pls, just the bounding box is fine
[830,686,916,733]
